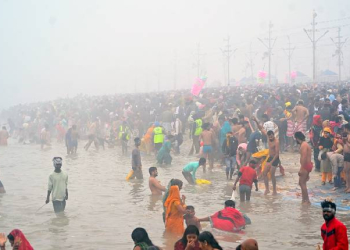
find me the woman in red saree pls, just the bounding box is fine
[0,229,33,250]
[164,183,186,236]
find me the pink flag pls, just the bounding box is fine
[191,77,205,96]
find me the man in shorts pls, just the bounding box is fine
[252,117,279,195]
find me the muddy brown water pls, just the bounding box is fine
[0,139,349,249]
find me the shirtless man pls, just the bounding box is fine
[200,123,215,170]
[343,124,350,193]
[252,117,279,195]
[84,119,99,151]
[148,167,166,195]
[292,100,309,135]
[294,131,312,204]
[231,118,242,134]
[237,121,249,144]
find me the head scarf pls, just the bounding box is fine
[9,229,33,250]
[164,186,181,220]
[312,115,322,127]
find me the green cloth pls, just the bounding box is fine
[134,242,149,250]
[157,141,172,165]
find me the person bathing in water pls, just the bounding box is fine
[182,158,207,185]
[252,117,280,195]
[149,167,166,195]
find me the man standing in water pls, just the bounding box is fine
[252,117,279,195]
[294,131,313,204]
[65,125,79,154]
[148,167,166,195]
[200,123,214,171]
[46,157,68,213]
[131,137,143,179]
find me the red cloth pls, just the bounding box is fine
[174,240,201,250]
[303,162,314,173]
[210,207,246,232]
[313,115,322,126]
[9,229,33,250]
[321,217,349,250]
[239,166,257,188]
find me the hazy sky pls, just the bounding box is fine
[0,0,349,110]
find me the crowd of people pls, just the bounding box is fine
[1,82,350,249]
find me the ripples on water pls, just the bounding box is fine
[0,139,349,249]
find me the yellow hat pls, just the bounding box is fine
[285,102,291,107]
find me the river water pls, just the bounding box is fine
[0,138,349,250]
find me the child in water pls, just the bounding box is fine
[184,205,202,231]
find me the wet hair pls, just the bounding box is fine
[238,114,244,120]
[179,225,200,246]
[171,179,183,189]
[131,228,153,246]
[267,130,274,136]
[297,100,304,105]
[198,231,223,250]
[186,205,195,211]
[294,131,305,141]
[134,137,141,144]
[149,167,157,175]
[224,200,235,208]
[202,123,210,130]
[236,245,242,250]
[7,234,14,242]
[231,118,238,124]
[249,160,257,164]
[199,157,206,165]
[321,152,327,160]
[321,200,336,212]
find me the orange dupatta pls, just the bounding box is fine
[164,186,185,235]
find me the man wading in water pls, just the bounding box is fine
[46,157,68,213]
[148,167,166,195]
[253,117,279,195]
[294,131,313,204]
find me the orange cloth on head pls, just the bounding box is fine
[164,186,185,235]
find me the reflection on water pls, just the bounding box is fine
[0,140,349,249]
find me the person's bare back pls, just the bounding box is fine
[293,105,309,123]
[200,130,213,145]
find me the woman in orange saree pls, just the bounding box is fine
[164,184,186,235]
